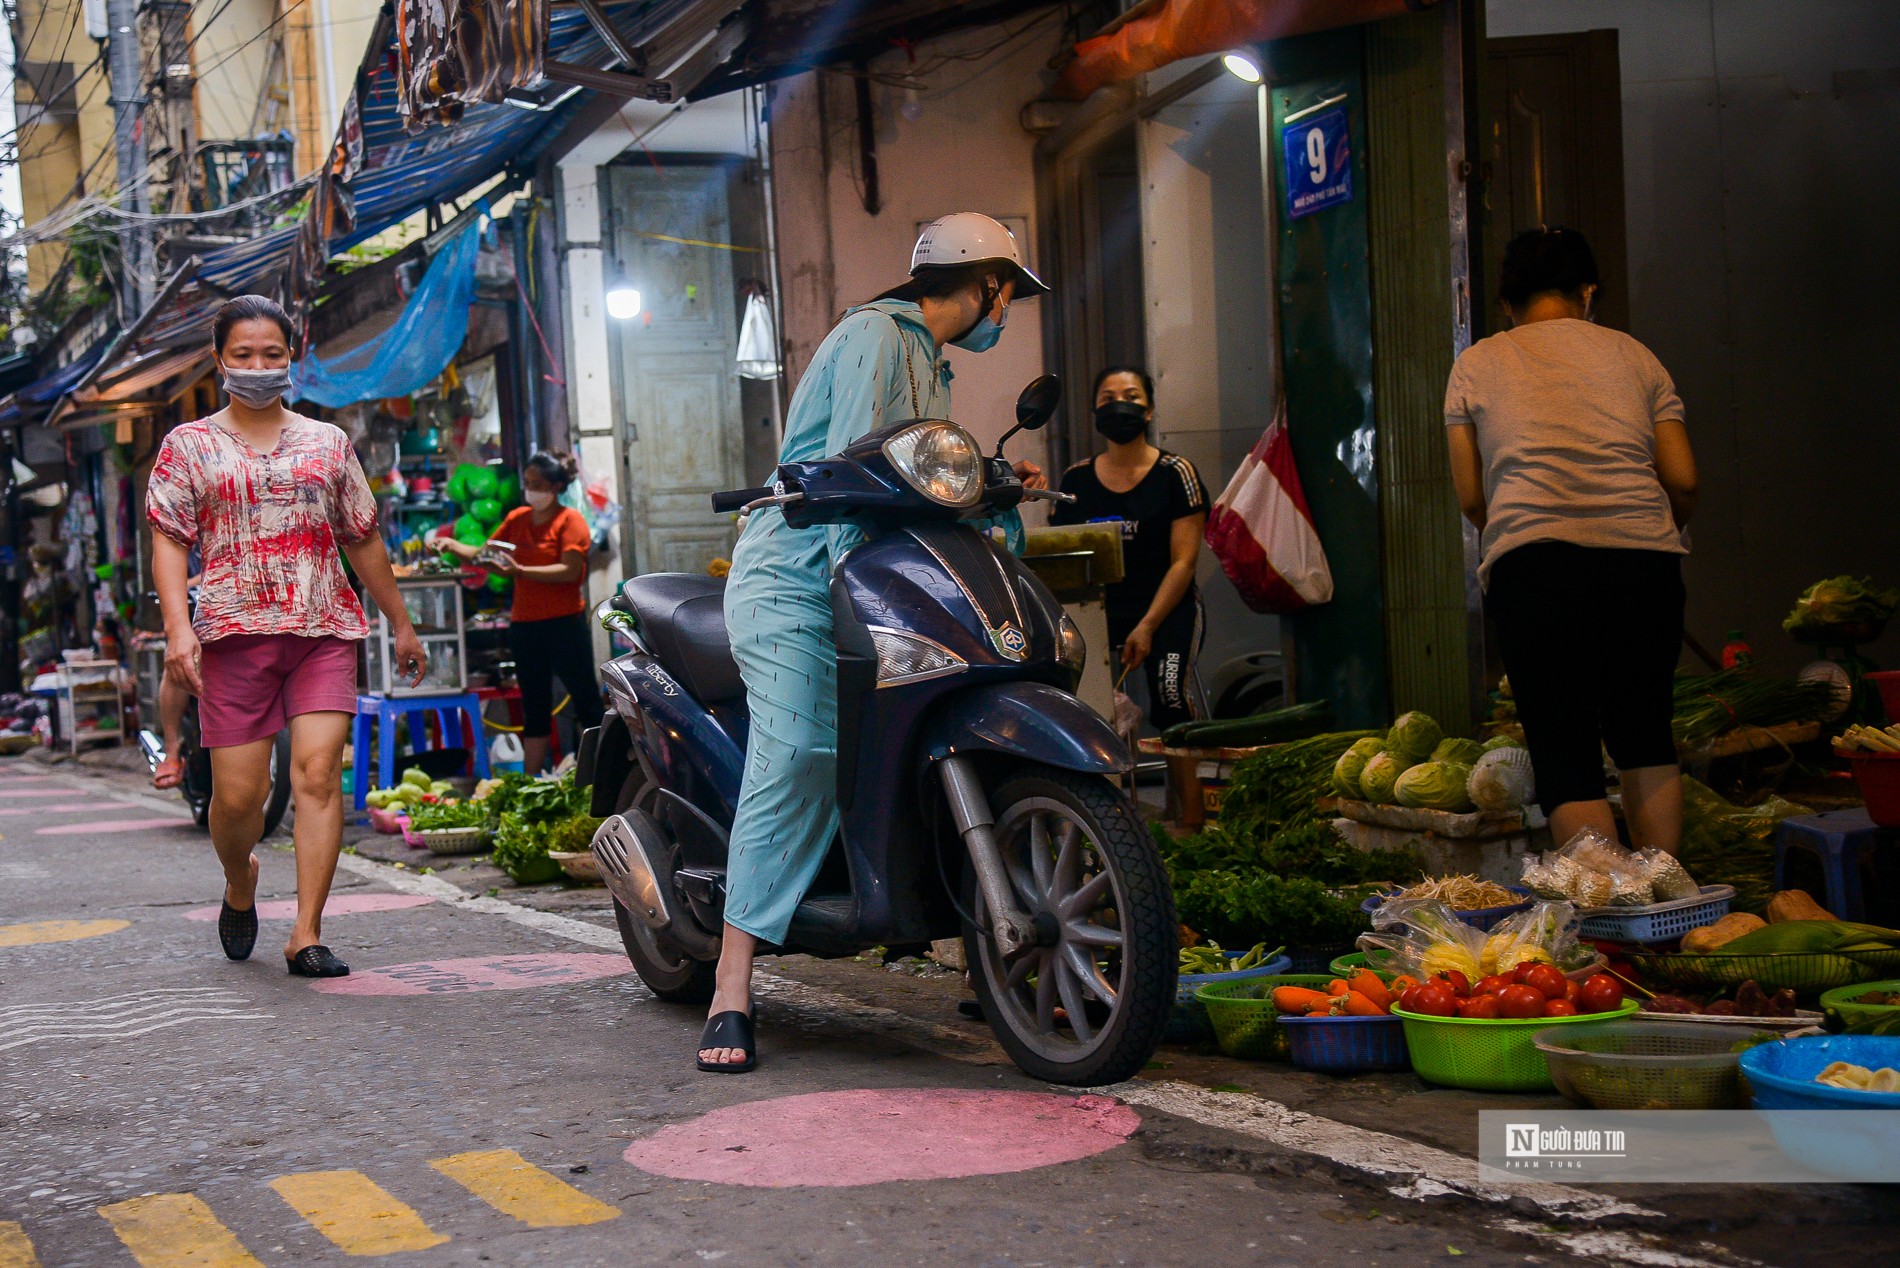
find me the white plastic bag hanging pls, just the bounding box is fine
[736,292,779,380]
[1203,399,1333,613]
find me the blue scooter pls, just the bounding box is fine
[577,377,1177,1085]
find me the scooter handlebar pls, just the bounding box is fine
[711,487,773,513]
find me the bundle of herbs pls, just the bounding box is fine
[491,771,595,884]
[1216,729,1382,837]
[1670,668,1840,749]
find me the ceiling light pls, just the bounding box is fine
[1223,52,1262,84]
[605,285,643,320]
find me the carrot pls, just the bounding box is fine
[1307,999,1338,1016]
[1341,990,1386,1017]
[1271,986,1330,1014]
[1348,970,1391,1010]
[1327,978,1350,997]
[1389,975,1420,994]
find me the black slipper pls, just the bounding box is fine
[957,998,985,1021]
[286,945,350,978]
[696,1010,756,1073]
[218,900,257,961]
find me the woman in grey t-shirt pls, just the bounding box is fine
[1445,227,1699,855]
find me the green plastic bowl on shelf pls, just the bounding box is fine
[1196,974,1334,1061]
[1328,950,1402,980]
[1820,980,1900,1029]
[1392,1000,1641,1092]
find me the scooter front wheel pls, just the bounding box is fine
[964,763,1176,1086]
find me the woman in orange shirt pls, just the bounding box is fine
[441,451,603,772]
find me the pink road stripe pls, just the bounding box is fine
[622,1089,1140,1187]
[0,803,101,816]
[183,894,435,922]
[37,818,192,835]
[309,953,632,996]
[0,788,82,798]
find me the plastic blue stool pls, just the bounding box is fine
[352,693,491,810]
[1773,809,1883,922]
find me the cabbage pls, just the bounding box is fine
[1385,711,1443,763]
[1359,751,1414,804]
[1469,746,1535,811]
[1482,734,1523,752]
[1431,737,1486,767]
[1332,737,1385,799]
[1395,761,1474,811]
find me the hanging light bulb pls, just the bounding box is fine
[900,84,923,122]
[605,282,642,321]
[1223,51,1263,84]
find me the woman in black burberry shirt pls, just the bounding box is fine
[1051,365,1210,729]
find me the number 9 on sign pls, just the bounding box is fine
[1306,126,1328,185]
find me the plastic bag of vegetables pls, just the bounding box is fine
[1477,899,1588,975]
[1357,897,1488,983]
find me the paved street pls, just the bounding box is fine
[2,754,1895,1267]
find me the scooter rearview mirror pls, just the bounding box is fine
[995,374,1063,455]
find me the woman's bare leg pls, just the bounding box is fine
[1548,797,1621,850]
[521,733,552,776]
[285,712,351,959]
[700,925,757,1067]
[208,738,274,908]
[1619,764,1684,855]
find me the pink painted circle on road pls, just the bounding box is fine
[183,893,436,922]
[0,804,98,816]
[0,787,79,798]
[622,1089,1139,1187]
[37,818,191,835]
[308,952,632,996]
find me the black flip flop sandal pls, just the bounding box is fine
[286,945,350,978]
[696,1010,756,1073]
[218,901,257,961]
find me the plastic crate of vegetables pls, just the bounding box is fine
[1269,967,1411,1072]
[1197,974,1332,1060]
[1168,943,1289,1044]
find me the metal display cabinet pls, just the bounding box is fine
[56,657,128,753]
[362,575,468,697]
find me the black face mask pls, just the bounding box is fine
[1094,399,1149,444]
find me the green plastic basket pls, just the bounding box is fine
[1534,1020,1771,1109]
[1628,950,1900,997]
[1328,950,1401,980]
[1196,974,1333,1061]
[1820,979,1900,1030]
[1393,1000,1640,1092]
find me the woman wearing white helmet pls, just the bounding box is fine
[698,214,1049,1072]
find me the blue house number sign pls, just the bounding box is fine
[1283,107,1352,219]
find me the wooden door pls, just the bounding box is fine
[1478,30,1629,333]
[605,163,745,575]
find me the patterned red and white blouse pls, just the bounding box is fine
[146,417,380,642]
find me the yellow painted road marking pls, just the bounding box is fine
[0,1221,42,1268]
[0,919,130,948]
[430,1149,619,1228]
[267,1171,447,1256]
[97,1194,264,1268]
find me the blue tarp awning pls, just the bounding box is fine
[0,345,107,430]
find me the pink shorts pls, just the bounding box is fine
[198,634,360,748]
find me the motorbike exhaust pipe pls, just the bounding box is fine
[591,810,720,959]
[137,730,165,771]
[938,755,1036,958]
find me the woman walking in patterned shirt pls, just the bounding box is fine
[147,296,429,977]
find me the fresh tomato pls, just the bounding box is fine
[1563,979,1583,1005]
[1510,961,1542,985]
[1496,984,1547,1019]
[1456,994,1502,1019]
[1434,970,1472,998]
[1412,983,1458,1017]
[1474,974,1513,997]
[1543,999,1579,1017]
[1397,985,1423,1013]
[1577,974,1625,1015]
[1524,963,1569,1001]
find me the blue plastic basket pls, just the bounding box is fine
[1167,952,1293,1044]
[1577,885,1735,945]
[1278,1013,1411,1073]
[1739,1034,1900,1109]
[1361,886,1535,933]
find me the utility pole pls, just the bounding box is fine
[105,0,151,317]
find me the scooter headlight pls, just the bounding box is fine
[868,626,967,687]
[1058,614,1087,679]
[882,421,983,508]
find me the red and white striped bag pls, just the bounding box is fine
[1203,400,1333,613]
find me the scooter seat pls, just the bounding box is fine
[619,573,744,703]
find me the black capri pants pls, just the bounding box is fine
[1484,542,1684,815]
[510,613,606,737]
[1109,591,1207,732]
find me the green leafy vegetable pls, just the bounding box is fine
[1783,575,1899,635]
[406,800,486,831]
[1395,761,1475,812]
[1385,711,1443,764]
[1431,737,1486,767]
[1333,737,1384,799]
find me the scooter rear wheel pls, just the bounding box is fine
[612,897,718,1004]
[964,763,1176,1086]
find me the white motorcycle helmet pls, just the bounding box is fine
[910,213,1050,297]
